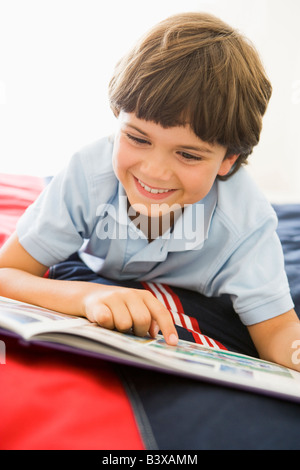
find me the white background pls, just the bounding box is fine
[0,0,299,202]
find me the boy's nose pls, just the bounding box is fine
[139,151,173,181]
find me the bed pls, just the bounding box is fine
[1,173,300,450]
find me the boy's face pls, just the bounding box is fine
[112,112,238,218]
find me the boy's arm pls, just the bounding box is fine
[248,309,300,371]
[0,232,178,345]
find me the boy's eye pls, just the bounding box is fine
[126,133,150,145]
[178,151,202,162]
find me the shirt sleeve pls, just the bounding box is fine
[207,214,294,326]
[16,151,96,266]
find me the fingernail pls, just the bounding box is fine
[168,334,178,346]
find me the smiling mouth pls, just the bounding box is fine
[137,179,173,194]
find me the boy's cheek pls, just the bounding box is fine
[114,147,139,174]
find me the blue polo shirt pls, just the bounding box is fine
[16,136,294,326]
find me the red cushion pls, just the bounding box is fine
[0,174,144,450]
[0,173,44,246]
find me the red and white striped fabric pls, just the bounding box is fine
[142,282,227,350]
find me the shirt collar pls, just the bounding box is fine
[114,181,217,250]
[168,183,217,251]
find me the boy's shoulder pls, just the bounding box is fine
[71,135,115,178]
[64,136,118,207]
[215,167,277,235]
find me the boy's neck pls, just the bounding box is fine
[128,205,183,243]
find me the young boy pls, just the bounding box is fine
[0,12,300,370]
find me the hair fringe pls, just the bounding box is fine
[109,12,272,180]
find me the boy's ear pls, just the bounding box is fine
[217,154,239,177]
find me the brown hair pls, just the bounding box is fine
[108,12,272,179]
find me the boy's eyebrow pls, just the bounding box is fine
[178,144,214,154]
[124,123,215,154]
[124,123,150,137]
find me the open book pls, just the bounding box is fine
[1,295,300,403]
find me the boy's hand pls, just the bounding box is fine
[83,286,178,346]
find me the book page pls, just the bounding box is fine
[2,296,300,403]
[0,296,88,338]
[51,322,300,398]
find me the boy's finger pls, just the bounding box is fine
[149,319,160,338]
[90,304,115,330]
[104,296,138,333]
[145,295,178,346]
[125,297,152,337]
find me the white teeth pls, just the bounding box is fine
[138,179,170,194]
